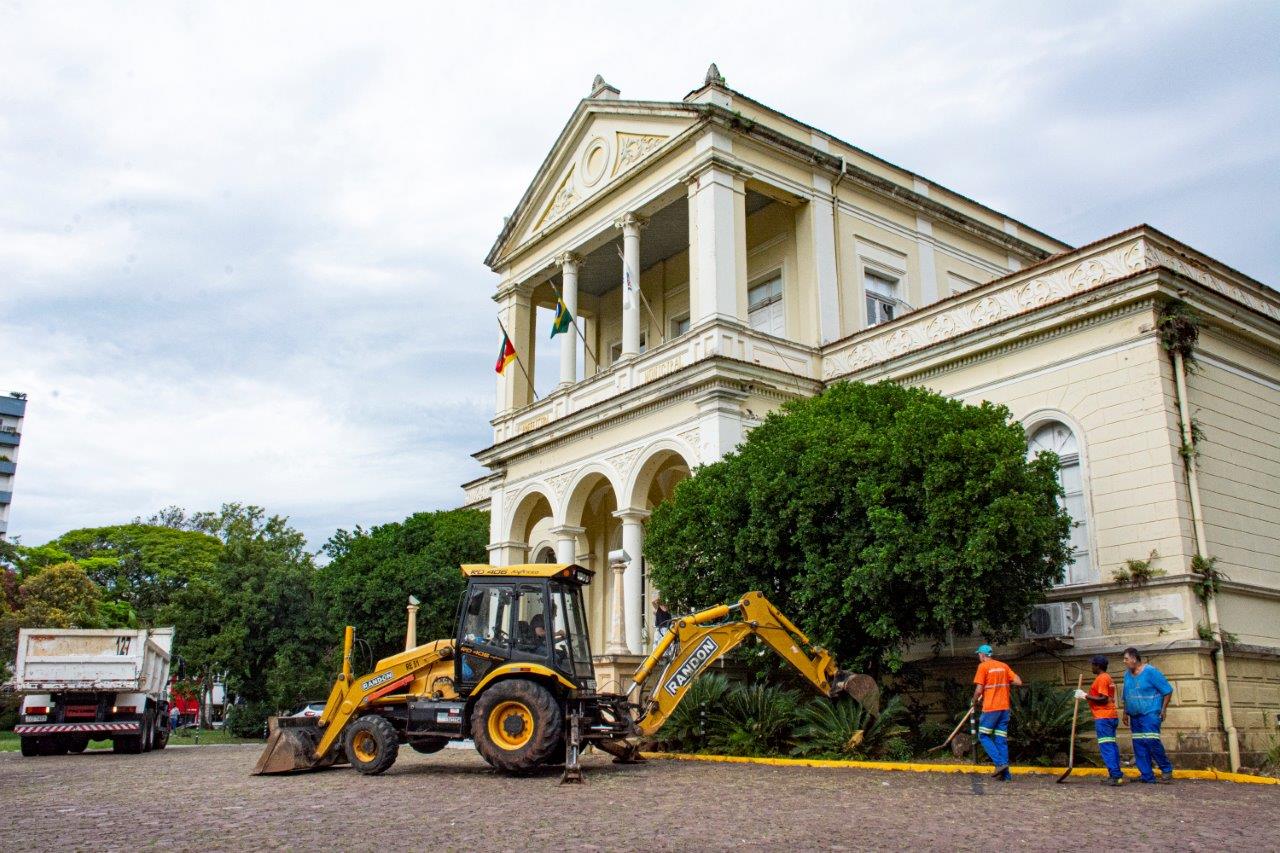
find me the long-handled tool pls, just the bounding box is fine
[1056,673,1085,783]
[928,705,974,753]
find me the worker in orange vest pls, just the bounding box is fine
[972,644,1022,781]
[1078,654,1123,786]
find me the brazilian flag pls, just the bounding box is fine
[550,298,573,337]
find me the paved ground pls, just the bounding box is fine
[0,744,1275,851]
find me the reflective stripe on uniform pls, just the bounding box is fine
[978,726,994,734]
[993,730,1007,738]
[1097,737,1117,744]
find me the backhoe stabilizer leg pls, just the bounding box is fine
[560,712,584,785]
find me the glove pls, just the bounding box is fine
[1073,689,1087,700]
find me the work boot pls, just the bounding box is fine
[991,765,1008,779]
[1102,777,1125,787]
[1158,773,1173,784]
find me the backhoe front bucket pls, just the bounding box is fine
[252,717,333,775]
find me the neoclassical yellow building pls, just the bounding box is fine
[464,66,1280,768]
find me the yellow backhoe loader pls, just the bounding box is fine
[254,563,877,781]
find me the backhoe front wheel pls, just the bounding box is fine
[471,680,563,774]
[344,715,399,776]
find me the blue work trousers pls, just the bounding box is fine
[1129,711,1173,782]
[1094,717,1121,779]
[978,709,1010,772]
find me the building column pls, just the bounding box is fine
[494,284,534,411]
[613,508,650,653]
[686,161,747,328]
[615,213,646,360]
[605,555,630,655]
[550,524,585,565]
[487,541,528,567]
[799,177,841,344]
[555,252,581,387]
[694,387,749,463]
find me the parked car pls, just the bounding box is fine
[290,701,326,718]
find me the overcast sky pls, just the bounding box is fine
[2,1,1277,550]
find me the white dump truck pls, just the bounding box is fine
[12,627,175,757]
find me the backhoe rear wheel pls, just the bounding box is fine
[471,679,562,774]
[344,715,399,776]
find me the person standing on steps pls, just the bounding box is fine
[972,644,1022,781]
[652,597,672,641]
[1122,647,1175,784]
[1078,655,1124,786]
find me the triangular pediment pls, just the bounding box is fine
[487,101,699,267]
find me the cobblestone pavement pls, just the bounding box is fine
[0,744,1275,851]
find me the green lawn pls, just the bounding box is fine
[0,728,261,751]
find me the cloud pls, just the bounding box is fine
[0,1,1276,548]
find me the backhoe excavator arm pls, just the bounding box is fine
[628,591,876,737]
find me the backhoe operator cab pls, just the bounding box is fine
[456,565,596,695]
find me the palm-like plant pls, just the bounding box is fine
[791,694,909,759]
[652,672,732,752]
[707,683,799,756]
[1009,680,1087,764]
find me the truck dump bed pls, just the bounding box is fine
[14,628,174,694]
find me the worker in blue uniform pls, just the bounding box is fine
[1122,646,1174,784]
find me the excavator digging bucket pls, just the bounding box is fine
[837,673,881,716]
[252,717,329,775]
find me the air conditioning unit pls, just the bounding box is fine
[1025,602,1083,640]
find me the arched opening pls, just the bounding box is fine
[505,488,555,565]
[563,469,621,655]
[1027,420,1096,585]
[626,445,694,651]
[535,546,557,563]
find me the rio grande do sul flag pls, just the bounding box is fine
[494,332,517,374]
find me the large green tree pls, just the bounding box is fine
[645,381,1071,675]
[52,522,222,623]
[161,504,329,713]
[316,508,488,665]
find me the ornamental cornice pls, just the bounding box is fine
[820,230,1280,383]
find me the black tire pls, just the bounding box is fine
[19,737,39,757]
[540,737,569,767]
[153,723,169,751]
[65,735,91,754]
[408,737,449,755]
[343,715,400,776]
[141,712,154,753]
[471,679,563,774]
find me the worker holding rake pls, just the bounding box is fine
[1078,655,1124,786]
[972,644,1021,781]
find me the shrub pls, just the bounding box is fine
[653,672,733,752]
[224,701,272,739]
[1008,681,1085,765]
[790,694,909,760]
[707,683,798,757]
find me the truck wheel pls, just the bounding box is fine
[408,737,449,755]
[141,713,154,752]
[19,737,39,757]
[343,715,399,775]
[65,735,91,754]
[153,724,169,751]
[471,679,563,774]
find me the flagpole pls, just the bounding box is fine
[497,317,539,401]
[546,278,598,367]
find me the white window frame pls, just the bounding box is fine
[608,332,647,365]
[669,313,690,339]
[747,271,784,336]
[863,268,902,328]
[1024,412,1099,587]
